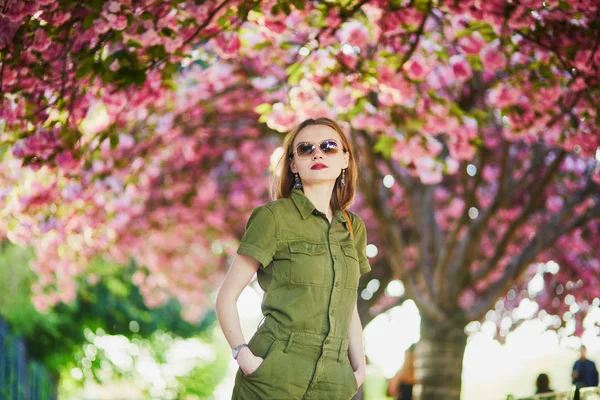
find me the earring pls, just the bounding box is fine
[294,173,303,189]
[340,169,346,187]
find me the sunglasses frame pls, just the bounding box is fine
[291,139,345,159]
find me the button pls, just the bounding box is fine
[335,281,340,287]
[325,340,330,345]
[330,310,335,316]
[308,247,313,252]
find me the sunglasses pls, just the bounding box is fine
[291,139,345,159]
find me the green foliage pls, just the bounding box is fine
[454,21,497,42]
[0,241,213,376]
[374,134,397,159]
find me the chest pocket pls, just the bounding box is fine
[288,241,327,287]
[341,244,360,289]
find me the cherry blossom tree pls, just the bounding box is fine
[2,0,600,398]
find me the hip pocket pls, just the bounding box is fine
[244,332,279,379]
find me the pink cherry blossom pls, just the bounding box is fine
[481,41,507,73]
[449,55,472,80]
[487,84,521,108]
[458,32,486,55]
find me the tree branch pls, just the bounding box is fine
[468,200,600,321]
[442,141,510,301]
[354,129,445,322]
[183,0,231,46]
[398,2,432,68]
[470,150,567,283]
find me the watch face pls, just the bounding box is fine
[232,344,246,359]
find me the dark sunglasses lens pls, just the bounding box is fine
[297,143,315,157]
[320,140,339,154]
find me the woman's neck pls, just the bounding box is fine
[301,182,335,221]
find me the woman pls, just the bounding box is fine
[216,117,371,399]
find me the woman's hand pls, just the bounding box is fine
[354,368,365,388]
[236,347,264,375]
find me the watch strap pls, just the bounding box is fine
[232,343,248,359]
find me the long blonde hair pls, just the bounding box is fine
[272,118,358,211]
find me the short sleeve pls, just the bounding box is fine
[237,205,277,268]
[351,214,371,275]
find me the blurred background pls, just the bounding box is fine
[1,0,599,399]
[2,238,599,399]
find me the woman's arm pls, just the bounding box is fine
[215,253,263,375]
[348,302,367,387]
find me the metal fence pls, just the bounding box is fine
[0,318,57,400]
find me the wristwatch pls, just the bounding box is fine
[232,343,248,359]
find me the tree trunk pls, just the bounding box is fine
[413,316,467,400]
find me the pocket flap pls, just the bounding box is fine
[341,244,359,261]
[288,241,326,255]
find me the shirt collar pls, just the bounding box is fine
[290,189,348,224]
[290,188,316,219]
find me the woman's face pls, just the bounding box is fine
[290,124,349,186]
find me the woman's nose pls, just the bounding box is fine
[312,148,325,159]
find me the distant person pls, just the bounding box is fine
[573,345,599,387]
[572,345,599,400]
[387,344,415,400]
[535,373,554,394]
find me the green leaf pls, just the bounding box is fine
[414,0,430,12]
[147,45,166,59]
[373,134,396,159]
[342,98,367,119]
[110,133,120,150]
[237,3,252,20]
[75,63,94,79]
[83,14,97,29]
[163,79,178,91]
[100,70,115,84]
[404,118,423,131]
[253,41,272,51]
[449,103,465,118]
[114,67,146,86]
[466,55,483,71]
[281,0,292,15]
[161,28,175,38]
[61,129,82,149]
[435,49,449,61]
[290,0,305,10]
[126,40,143,49]
[254,103,273,114]
[0,143,8,161]
[129,69,147,86]
[538,63,553,79]
[558,0,572,11]
[217,15,229,28]
[193,59,210,69]
[287,64,303,86]
[470,137,483,147]
[162,62,180,77]
[467,21,496,41]
[454,28,472,39]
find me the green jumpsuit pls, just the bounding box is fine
[232,188,371,400]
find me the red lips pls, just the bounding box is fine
[311,163,328,170]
